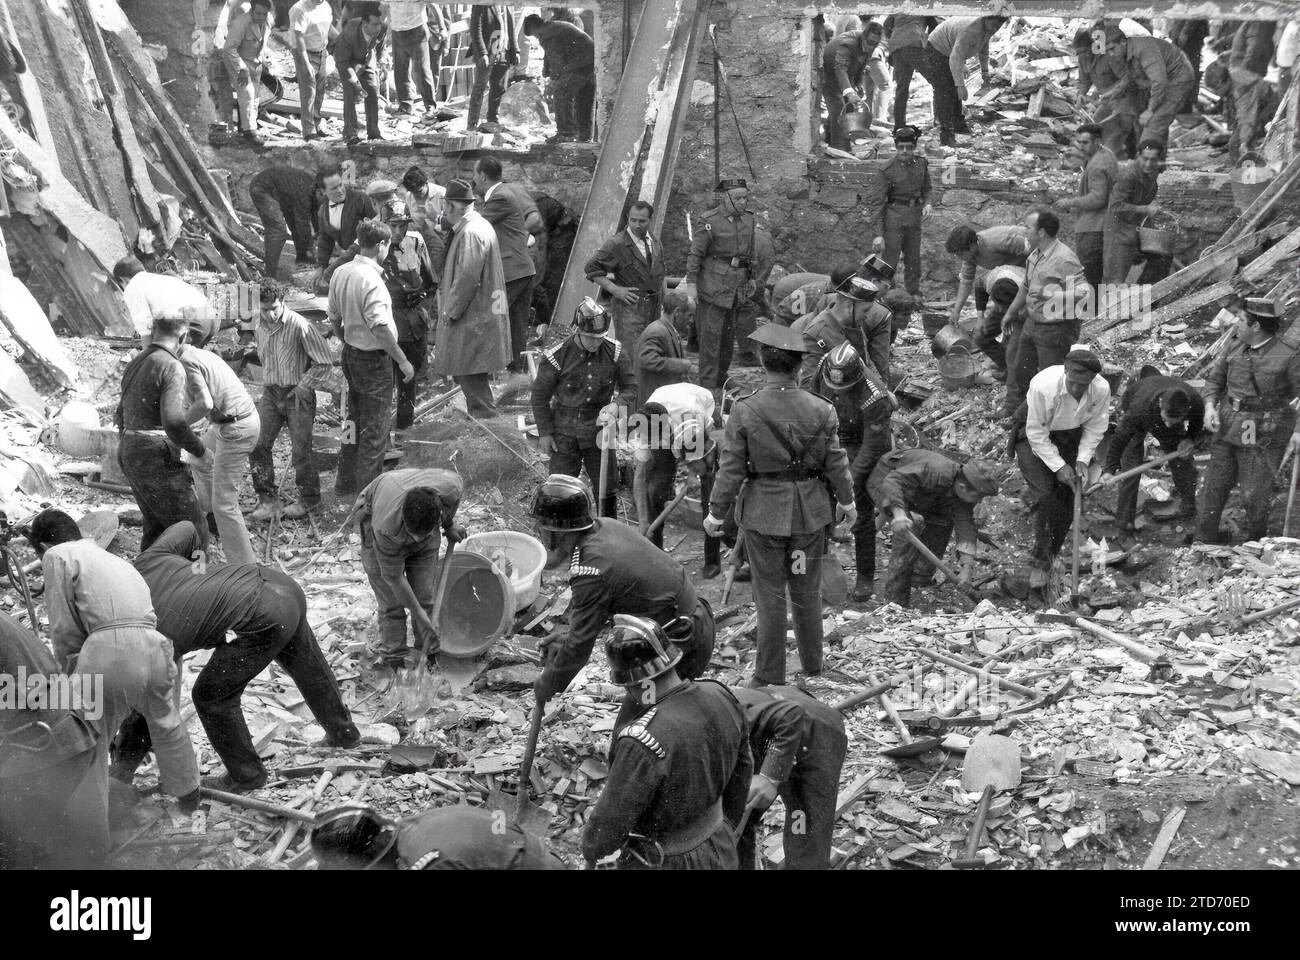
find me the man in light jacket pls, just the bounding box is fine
[435,179,509,418]
[222,0,272,142]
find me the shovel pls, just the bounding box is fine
[1071,478,1083,602]
[387,542,456,717]
[646,485,689,539]
[1285,452,1300,538]
[876,676,942,758]
[721,531,747,606]
[508,697,549,834]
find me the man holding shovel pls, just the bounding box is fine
[1012,346,1111,604]
[868,449,999,608]
[355,467,466,670]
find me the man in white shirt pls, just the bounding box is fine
[289,0,336,139]
[632,381,725,578]
[114,257,211,346]
[1012,345,1110,599]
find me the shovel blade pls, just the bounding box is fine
[881,737,942,759]
[486,787,549,836]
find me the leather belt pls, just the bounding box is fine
[122,428,168,437]
[711,256,751,268]
[890,199,924,207]
[211,409,254,425]
[659,798,725,857]
[750,467,826,482]
[1227,397,1276,411]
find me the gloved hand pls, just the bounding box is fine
[746,774,779,812]
[703,514,726,538]
[442,523,466,545]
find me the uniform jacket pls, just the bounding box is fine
[434,209,510,376]
[1119,36,1195,105]
[634,316,692,408]
[810,355,892,446]
[585,229,666,298]
[582,680,752,866]
[770,272,830,323]
[469,5,518,65]
[1230,21,1275,77]
[792,303,892,384]
[325,231,437,341]
[711,378,854,536]
[531,334,635,438]
[865,154,931,236]
[868,448,978,545]
[1206,336,1300,445]
[478,183,537,283]
[1104,374,1205,472]
[685,206,759,310]
[395,806,565,869]
[1104,161,1158,239]
[315,187,376,267]
[733,684,846,785]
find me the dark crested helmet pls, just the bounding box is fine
[529,474,594,532]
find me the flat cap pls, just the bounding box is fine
[1064,343,1102,375]
[749,322,807,352]
[960,461,999,497]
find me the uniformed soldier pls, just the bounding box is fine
[531,298,636,519]
[868,125,933,298]
[1197,298,1300,544]
[790,266,890,385]
[733,684,848,870]
[529,475,715,728]
[684,178,761,398]
[311,803,566,869]
[582,615,752,870]
[868,448,999,608]
[705,324,856,687]
[811,342,896,601]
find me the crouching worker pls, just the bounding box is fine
[868,449,999,607]
[529,475,715,728]
[733,684,847,870]
[117,521,360,793]
[582,616,752,870]
[973,265,1025,382]
[312,803,566,869]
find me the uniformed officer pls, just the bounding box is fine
[531,298,636,518]
[812,342,897,601]
[790,266,891,385]
[868,448,999,608]
[323,196,438,431]
[733,684,847,870]
[529,475,715,729]
[311,803,566,869]
[868,125,933,298]
[1197,298,1300,544]
[582,615,752,870]
[684,178,760,398]
[705,324,856,687]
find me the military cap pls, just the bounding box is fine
[837,275,879,302]
[960,461,999,497]
[749,323,808,352]
[716,178,748,192]
[858,253,895,280]
[893,125,920,144]
[1244,295,1281,319]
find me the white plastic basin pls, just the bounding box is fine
[460,530,547,613]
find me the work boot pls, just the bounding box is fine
[315,727,362,750]
[702,562,721,580]
[940,129,956,147]
[850,576,874,603]
[201,771,269,794]
[281,501,317,520]
[176,788,202,816]
[248,498,278,522]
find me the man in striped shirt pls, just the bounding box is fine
[250,278,336,519]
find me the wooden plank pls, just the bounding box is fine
[1142,805,1186,870]
[0,275,78,389]
[1209,151,1300,253]
[0,0,54,152]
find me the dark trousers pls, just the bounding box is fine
[395,338,427,430]
[882,204,923,296]
[341,63,381,139]
[552,70,595,140]
[891,45,951,129]
[392,25,435,107]
[468,61,509,126]
[847,428,892,587]
[1007,317,1078,413]
[1115,435,1198,528]
[118,433,204,552]
[1076,231,1105,296]
[823,81,850,150]
[885,513,953,606]
[337,345,394,496]
[454,373,497,418]
[612,291,661,361]
[358,518,440,662]
[251,384,321,506]
[551,432,616,517]
[646,447,720,568]
[696,299,739,391]
[1197,435,1286,542]
[921,45,962,132]
[999,315,1025,413]
[746,528,826,685]
[506,275,535,370]
[251,181,313,280]
[975,304,1011,371]
[0,749,107,869]
[116,571,358,785]
[1016,428,1080,570]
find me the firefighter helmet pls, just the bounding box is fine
[821,341,866,392]
[529,474,594,532]
[311,803,399,869]
[574,297,612,336]
[606,614,682,686]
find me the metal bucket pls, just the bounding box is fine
[1229,155,1274,211]
[938,350,979,390]
[839,102,874,141]
[920,310,947,337]
[931,323,974,358]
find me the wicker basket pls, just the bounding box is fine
[938,350,979,390]
[1138,215,1172,256]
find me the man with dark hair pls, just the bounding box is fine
[1012,346,1111,601]
[116,314,208,550]
[943,222,1031,330]
[867,125,931,298]
[288,0,336,140]
[1103,139,1165,286]
[530,191,579,330]
[1003,208,1089,417]
[633,303,691,408]
[314,165,377,278]
[250,165,318,279]
[973,265,1024,380]
[1054,124,1118,295]
[329,217,413,497]
[820,20,883,151]
[522,13,596,143]
[467,5,519,130]
[354,467,465,668]
[249,277,335,519]
[706,325,856,687]
[473,155,541,372]
[1197,301,1300,544]
[31,510,201,812]
[1073,26,1141,160]
[1102,371,1204,531]
[1100,27,1195,148]
[222,0,272,143]
[791,267,890,385]
[332,4,386,145]
[585,200,667,359]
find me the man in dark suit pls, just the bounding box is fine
[530,191,578,330]
[634,311,692,408]
[473,154,539,372]
[584,199,667,360]
[467,5,519,130]
[332,3,386,145]
[313,165,376,284]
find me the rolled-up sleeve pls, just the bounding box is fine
[1078,385,1112,465]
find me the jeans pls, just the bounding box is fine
[292,47,329,135]
[396,339,427,430]
[188,415,260,567]
[1007,317,1078,413]
[341,64,381,139]
[551,432,616,517]
[251,179,313,279]
[468,61,509,127]
[337,345,394,496]
[392,25,435,107]
[746,528,826,685]
[454,373,497,418]
[551,70,595,140]
[118,433,205,552]
[359,518,441,663]
[251,384,321,506]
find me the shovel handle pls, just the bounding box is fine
[832,677,898,713]
[415,541,456,677]
[646,486,689,538]
[516,699,545,821]
[721,531,747,606]
[964,785,995,860]
[1071,481,1082,598]
[901,528,977,604]
[1285,453,1300,538]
